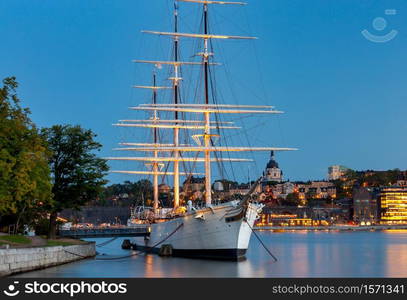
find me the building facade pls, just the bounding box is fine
[263,151,283,183]
[351,186,407,224]
[295,181,337,200]
[328,165,348,181]
[256,207,331,227]
[352,187,379,224]
[182,176,205,193]
[379,187,407,224]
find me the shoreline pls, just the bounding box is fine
[0,241,96,277]
[253,225,407,231]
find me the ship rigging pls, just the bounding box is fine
[106,0,297,260]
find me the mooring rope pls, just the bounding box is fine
[95,222,184,261]
[245,219,278,262]
[63,249,91,259]
[95,252,139,261]
[62,237,130,260]
[148,222,184,250]
[96,237,118,248]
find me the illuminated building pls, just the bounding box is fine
[263,151,283,183]
[229,185,251,196]
[396,180,407,187]
[256,213,329,227]
[328,165,348,180]
[379,187,407,224]
[255,207,331,227]
[352,187,379,224]
[182,176,205,193]
[296,181,336,199]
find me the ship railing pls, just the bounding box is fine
[133,206,187,220]
[133,201,236,220]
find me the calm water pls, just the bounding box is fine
[15,231,407,277]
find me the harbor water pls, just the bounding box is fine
[14,230,407,277]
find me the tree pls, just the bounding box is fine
[281,192,300,206]
[99,179,153,207]
[0,77,52,230]
[41,125,109,238]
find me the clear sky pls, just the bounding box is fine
[1,0,406,184]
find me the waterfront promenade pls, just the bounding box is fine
[0,241,95,277]
[15,231,407,277]
[59,226,150,238]
[254,224,407,231]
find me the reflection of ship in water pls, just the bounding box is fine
[109,0,296,260]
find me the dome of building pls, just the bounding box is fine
[266,151,279,169]
[263,151,283,183]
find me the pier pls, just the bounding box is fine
[59,227,150,238]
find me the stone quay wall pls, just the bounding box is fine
[0,242,95,277]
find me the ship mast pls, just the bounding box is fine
[152,72,159,213]
[172,2,180,208]
[202,2,212,206]
[108,0,298,211]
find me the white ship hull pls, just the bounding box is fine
[133,201,261,260]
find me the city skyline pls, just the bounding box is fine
[0,0,406,184]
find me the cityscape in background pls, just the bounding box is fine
[2,0,407,281]
[60,151,407,229]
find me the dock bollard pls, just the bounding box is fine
[158,244,173,256]
[121,239,132,250]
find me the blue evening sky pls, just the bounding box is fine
[1,0,406,184]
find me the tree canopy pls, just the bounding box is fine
[41,124,109,237]
[0,77,52,228]
[100,180,153,207]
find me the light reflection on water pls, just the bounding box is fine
[14,231,407,278]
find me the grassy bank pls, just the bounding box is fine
[0,235,84,248]
[0,235,31,245]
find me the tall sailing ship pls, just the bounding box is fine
[107,0,296,260]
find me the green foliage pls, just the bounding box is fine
[0,77,52,225]
[100,180,153,207]
[331,168,405,201]
[41,124,109,212]
[360,169,400,187]
[345,168,400,187]
[281,192,300,206]
[41,124,108,237]
[46,240,75,247]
